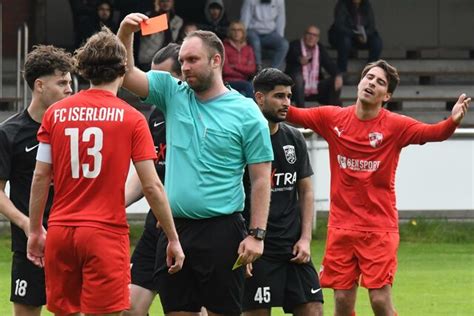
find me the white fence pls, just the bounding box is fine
[2,130,472,221]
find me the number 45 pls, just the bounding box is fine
[254,286,271,304]
[65,127,103,179]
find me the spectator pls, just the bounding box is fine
[286,25,343,107]
[79,0,118,43]
[200,0,229,40]
[138,0,183,71]
[174,0,207,25]
[240,0,289,70]
[328,0,383,73]
[177,22,199,44]
[223,21,257,98]
[69,0,97,48]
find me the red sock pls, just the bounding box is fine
[351,312,356,316]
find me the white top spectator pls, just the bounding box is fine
[240,0,286,37]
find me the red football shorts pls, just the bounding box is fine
[44,226,130,314]
[319,227,399,289]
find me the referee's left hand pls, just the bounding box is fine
[166,240,185,274]
[237,236,263,265]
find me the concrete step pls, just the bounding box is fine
[344,59,474,75]
[341,85,474,102]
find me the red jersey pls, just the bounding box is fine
[287,105,457,232]
[38,89,157,234]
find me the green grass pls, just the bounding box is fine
[0,220,473,315]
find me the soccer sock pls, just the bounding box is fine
[351,312,356,316]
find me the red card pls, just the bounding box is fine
[140,14,169,36]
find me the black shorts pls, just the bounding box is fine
[10,251,46,306]
[130,225,160,291]
[243,255,324,313]
[155,212,247,314]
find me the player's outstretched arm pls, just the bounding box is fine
[117,13,150,99]
[451,93,471,125]
[290,176,313,264]
[27,161,51,268]
[0,180,30,236]
[134,160,184,274]
[237,161,271,265]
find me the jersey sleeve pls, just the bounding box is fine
[0,128,12,180]
[287,106,330,138]
[242,105,274,164]
[294,129,313,179]
[143,71,179,114]
[397,115,457,148]
[131,114,158,162]
[37,110,52,144]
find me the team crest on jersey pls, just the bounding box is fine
[368,132,383,148]
[283,145,296,164]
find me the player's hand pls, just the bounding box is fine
[26,231,46,268]
[237,236,263,265]
[245,263,253,278]
[290,238,311,264]
[451,93,471,124]
[119,13,149,35]
[166,240,185,274]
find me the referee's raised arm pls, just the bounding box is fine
[117,13,150,99]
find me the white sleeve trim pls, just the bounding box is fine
[36,143,52,164]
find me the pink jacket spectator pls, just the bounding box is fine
[223,39,257,82]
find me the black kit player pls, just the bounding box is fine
[124,43,182,316]
[243,68,323,316]
[0,45,73,316]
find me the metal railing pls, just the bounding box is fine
[0,3,3,98]
[16,23,28,112]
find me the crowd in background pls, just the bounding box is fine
[69,0,383,107]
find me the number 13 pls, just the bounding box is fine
[65,127,103,178]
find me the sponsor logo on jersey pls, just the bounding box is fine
[271,168,296,191]
[368,132,383,148]
[337,154,380,172]
[283,145,296,164]
[334,126,343,137]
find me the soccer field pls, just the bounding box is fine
[0,227,473,315]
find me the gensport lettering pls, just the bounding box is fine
[337,154,380,172]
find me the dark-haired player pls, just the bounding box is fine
[0,45,73,316]
[243,68,323,316]
[286,59,470,316]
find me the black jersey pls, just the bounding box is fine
[243,123,313,258]
[144,107,167,229]
[0,110,53,253]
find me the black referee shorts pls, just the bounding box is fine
[155,212,247,314]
